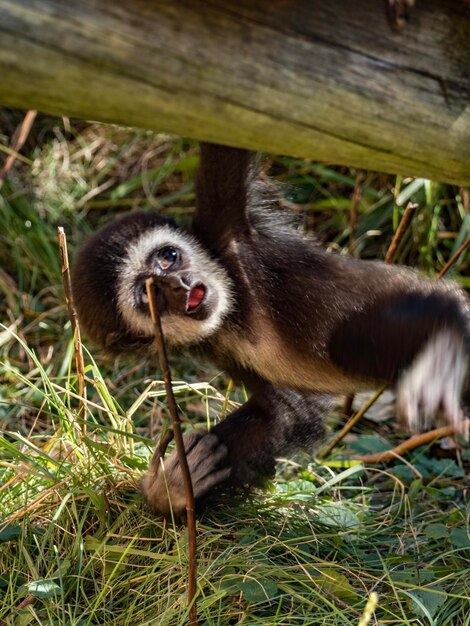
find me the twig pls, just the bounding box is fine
[57,227,86,427]
[0,110,37,188]
[13,594,35,613]
[145,278,198,626]
[384,202,417,264]
[358,418,470,463]
[317,386,387,459]
[437,237,470,279]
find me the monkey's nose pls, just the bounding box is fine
[159,273,192,292]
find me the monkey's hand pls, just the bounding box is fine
[141,430,230,518]
[396,330,468,434]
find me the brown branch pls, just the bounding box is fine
[384,202,418,264]
[317,386,387,459]
[0,110,37,188]
[14,594,35,613]
[358,418,470,463]
[145,278,198,626]
[437,237,470,279]
[57,227,86,427]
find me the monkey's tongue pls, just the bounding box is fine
[187,284,206,312]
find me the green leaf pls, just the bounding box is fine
[315,504,360,529]
[409,587,447,619]
[389,464,416,483]
[349,435,390,454]
[0,524,21,543]
[424,523,449,540]
[51,558,72,579]
[317,567,358,602]
[15,611,34,626]
[449,527,470,548]
[26,579,61,599]
[412,455,465,478]
[408,478,424,503]
[237,578,278,604]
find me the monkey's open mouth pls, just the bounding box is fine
[186,283,206,313]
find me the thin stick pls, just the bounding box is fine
[437,237,470,279]
[57,227,86,425]
[384,202,417,264]
[145,278,198,626]
[359,418,470,463]
[317,386,387,459]
[0,110,37,188]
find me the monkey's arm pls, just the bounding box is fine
[193,142,253,247]
[141,384,330,518]
[327,282,469,430]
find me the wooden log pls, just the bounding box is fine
[0,0,469,184]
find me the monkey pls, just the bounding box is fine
[72,143,470,518]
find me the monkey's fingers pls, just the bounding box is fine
[142,431,231,517]
[148,430,174,473]
[188,434,228,475]
[165,430,205,472]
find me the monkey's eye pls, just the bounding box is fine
[157,247,179,270]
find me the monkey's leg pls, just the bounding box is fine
[328,289,469,431]
[141,386,331,518]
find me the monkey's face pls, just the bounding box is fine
[116,225,233,347]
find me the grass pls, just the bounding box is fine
[0,115,469,625]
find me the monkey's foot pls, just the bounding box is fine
[141,430,231,518]
[397,330,468,435]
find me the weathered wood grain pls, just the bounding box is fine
[0,0,469,183]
